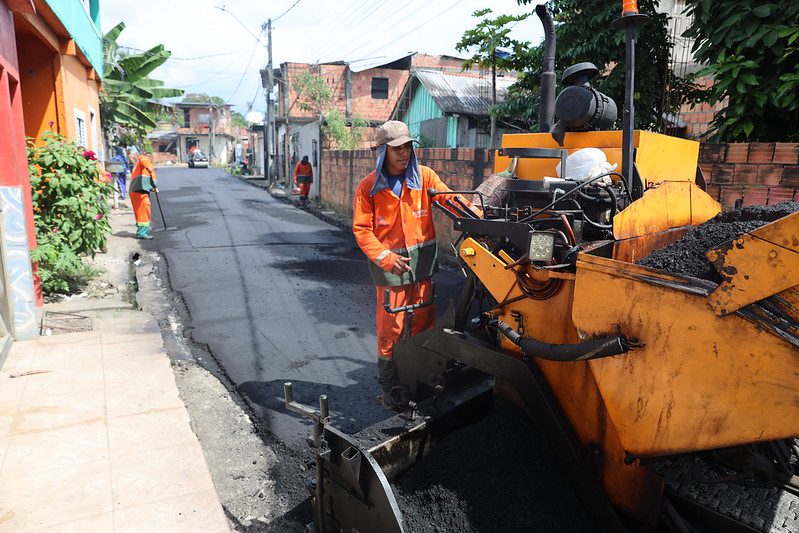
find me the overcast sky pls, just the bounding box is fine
[101,0,546,119]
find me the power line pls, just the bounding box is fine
[215,5,267,47]
[273,0,303,22]
[358,0,467,60]
[302,0,372,59]
[313,0,393,61]
[118,46,242,61]
[331,0,426,61]
[226,28,266,103]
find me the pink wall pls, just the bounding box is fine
[0,1,41,302]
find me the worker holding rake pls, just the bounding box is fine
[129,152,158,240]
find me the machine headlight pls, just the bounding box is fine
[527,232,555,261]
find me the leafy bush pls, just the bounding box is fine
[27,132,114,294]
[684,1,799,141]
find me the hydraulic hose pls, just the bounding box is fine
[495,319,629,361]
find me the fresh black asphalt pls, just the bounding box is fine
[144,167,463,449]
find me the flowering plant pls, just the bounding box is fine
[27,132,114,293]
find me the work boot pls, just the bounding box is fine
[378,389,396,410]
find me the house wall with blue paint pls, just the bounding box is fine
[44,0,103,75]
[402,83,458,148]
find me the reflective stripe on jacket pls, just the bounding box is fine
[353,146,477,287]
[130,155,157,193]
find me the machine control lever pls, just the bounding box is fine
[383,283,436,315]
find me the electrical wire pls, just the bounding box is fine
[215,5,267,47]
[326,0,426,62]
[226,28,266,103]
[313,0,393,62]
[357,0,467,62]
[273,0,303,22]
[302,0,372,59]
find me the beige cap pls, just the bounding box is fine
[374,120,414,147]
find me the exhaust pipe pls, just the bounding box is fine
[536,4,556,133]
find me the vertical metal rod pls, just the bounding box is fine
[283,381,293,404]
[621,24,636,195]
[264,19,273,184]
[319,395,329,421]
[535,4,556,133]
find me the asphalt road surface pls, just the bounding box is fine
[145,167,463,449]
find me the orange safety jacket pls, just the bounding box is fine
[130,155,157,193]
[294,162,313,184]
[353,145,478,287]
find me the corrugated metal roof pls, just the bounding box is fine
[347,53,414,73]
[414,70,517,116]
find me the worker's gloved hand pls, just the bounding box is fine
[152,187,158,193]
[390,255,412,275]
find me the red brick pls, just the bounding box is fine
[733,165,760,185]
[719,187,745,210]
[725,143,749,163]
[756,165,783,186]
[782,167,799,187]
[742,187,768,206]
[773,143,799,165]
[748,142,775,164]
[767,187,796,204]
[711,164,734,184]
[705,184,721,200]
[698,163,713,182]
[699,143,726,163]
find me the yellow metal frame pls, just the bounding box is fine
[494,130,700,187]
[707,212,799,316]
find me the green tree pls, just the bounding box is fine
[683,1,799,141]
[292,70,368,149]
[101,22,184,141]
[494,0,689,132]
[182,93,226,105]
[456,8,530,147]
[231,111,249,128]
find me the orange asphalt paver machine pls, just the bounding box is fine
[284,3,799,531]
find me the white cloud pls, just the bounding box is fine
[101,0,545,115]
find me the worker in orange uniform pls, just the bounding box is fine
[129,152,158,239]
[352,121,480,409]
[294,155,313,205]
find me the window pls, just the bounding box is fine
[183,109,191,127]
[74,109,87,147]
[371,77,389,99]
[198,113,210,125]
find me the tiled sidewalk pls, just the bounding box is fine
[0,312,229,531]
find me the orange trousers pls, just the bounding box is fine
[130,192,151,224]
[375,279,435,360]
[298,182,310,198]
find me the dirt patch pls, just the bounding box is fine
[637,202,799,281]
[391,399,594,533]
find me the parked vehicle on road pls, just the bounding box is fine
[188,149,209,168]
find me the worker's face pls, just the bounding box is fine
[384,142,412,175]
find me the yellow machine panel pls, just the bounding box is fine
[495,130,700,187]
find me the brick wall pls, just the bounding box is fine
[678,75,726,139]
[699,142,799,208]
[320,148,495,263]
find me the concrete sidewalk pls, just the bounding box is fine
[0,210,229,531]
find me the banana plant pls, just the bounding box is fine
[100,22,184,139]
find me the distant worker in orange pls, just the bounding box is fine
[352,120,480,409]
[294,155,313,205]
[129,152,158,239]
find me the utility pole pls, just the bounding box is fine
[209,103,215,163]
[489,35,497,150]
[262,19,274,184]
